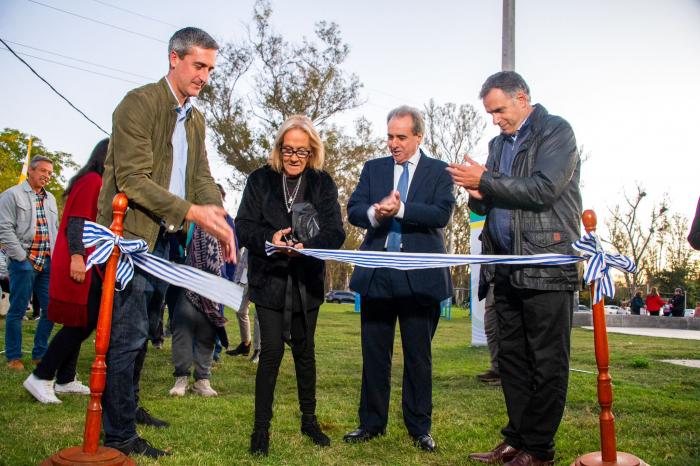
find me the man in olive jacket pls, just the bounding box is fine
[448,71,581,466]
[96,27,235,459]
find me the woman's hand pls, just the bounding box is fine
[70,254,86,283]
[272,228,302,256]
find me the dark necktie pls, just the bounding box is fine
[386,162,409,252]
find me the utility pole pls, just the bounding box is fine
[502,0,515,70]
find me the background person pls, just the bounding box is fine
[0,155,58,371]
[645,287,665,317]
[669,288,685,317]
[23,139,107,403]
[630,290,644,316]
[236,115,345,456]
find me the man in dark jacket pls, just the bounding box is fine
[344,106,455,452]
[448,71,581,466]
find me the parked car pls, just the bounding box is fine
[684,309,695,318]
[576,304,591,313]
[604,305,629,315]
[325,290,356,304]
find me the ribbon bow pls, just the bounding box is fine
[82,221,244,310]
[573,231,636,304]
[83,221,149,290]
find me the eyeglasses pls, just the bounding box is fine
[281,146,312,159]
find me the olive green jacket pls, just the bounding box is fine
[97,78,221,250]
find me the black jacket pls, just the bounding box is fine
[235,165,345,310]
[470,104,582,296]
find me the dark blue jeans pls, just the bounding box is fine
[5,257,54,361]
[102,236,169,444]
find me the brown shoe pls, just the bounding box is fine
[7,359,25,371]
[504,451,554,466]
[469,441,520,463]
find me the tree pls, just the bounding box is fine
[199,1,375,290]
[199,0,364,190]
[423,100,486,292]
[0,128,77,212]
[654,213,700,306]
[605,183,669,294]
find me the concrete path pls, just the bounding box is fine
[581,326,700,340]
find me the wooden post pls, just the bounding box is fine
[573,210,645,466]
[42,194,135,466]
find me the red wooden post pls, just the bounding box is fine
[42,194,135,466]
[573,210,645,466]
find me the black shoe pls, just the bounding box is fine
[412,433,437,452]
[226,341,251,356]
[135,406,169,428]
[105,436,171,459]
[343,427,385,443]
[476,370,500,383]
[250,429,270,456]
[250,349,260,364]
[301,415,331,447]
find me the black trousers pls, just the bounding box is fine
[33,274,101,384]
[358,293,440,437]
[254,305,319,430]
[494,266,573,462]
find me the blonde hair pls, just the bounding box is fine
[268,115,325,173]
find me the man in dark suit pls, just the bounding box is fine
[343,106,455,452]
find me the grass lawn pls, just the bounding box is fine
[1,304,699,465]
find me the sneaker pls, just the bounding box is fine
[135,406,169,428]
[55,378,91,395]
[250,429,270,456]
[226,341,251,356]
[105,436,171,459]
[192,379,218,397]
[301,415,331,447]
[7,359,25,371]
[250,349,260,364]
[23,373,61,403]
[169,376,189,397]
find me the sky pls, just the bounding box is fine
[1,0,699,233]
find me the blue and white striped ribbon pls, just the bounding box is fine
[573,232,636,304]
[266,231,635,302]
[83,221,243,310]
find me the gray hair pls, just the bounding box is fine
[386,105,425,136]
[479,71,531,101]
[168,27,219,58]
[29,155,53,168]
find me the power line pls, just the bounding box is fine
[3,40,155,81]
[0,47,144,85]
[0,38,110,136]
[27,0,166,44]
[88,0,178,28]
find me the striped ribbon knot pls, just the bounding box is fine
[573,232,637,304]
[83,221,148,290]
[82,221,244,309]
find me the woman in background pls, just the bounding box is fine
[645,287,665,317]
[23,138,108,403]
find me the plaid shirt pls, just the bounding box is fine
[28,189,50,271]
